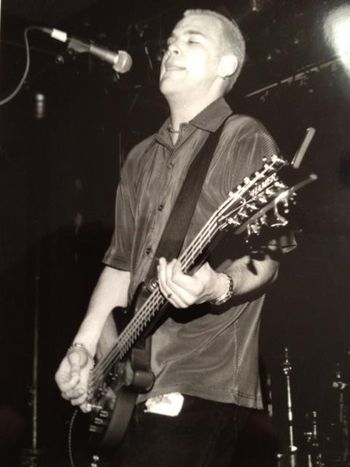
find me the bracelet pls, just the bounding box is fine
[67,342,94,361]
[210,273,234,306]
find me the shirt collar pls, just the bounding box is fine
[190,97,233,132]
[155,97,233,146]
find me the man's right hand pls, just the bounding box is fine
[55,347,94,411]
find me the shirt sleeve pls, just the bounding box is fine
[102,157,135,270]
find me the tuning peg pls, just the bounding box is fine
[274,181,287,189]
[238,210,248,219]
[243,177,250,184]
[259,214,268,225]
[258,195,268,204]
[227,218,240,227]
[246,202,258,211]
[254,170,264,179]
[271,155,286,165]
[283,199,290,214]
[265,187,275,196]
[230,185,242,196]
[249,222,262,236]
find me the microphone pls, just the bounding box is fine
[41,27,132,73]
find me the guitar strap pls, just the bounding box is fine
[133,118,229,392]
[146,117,228,282]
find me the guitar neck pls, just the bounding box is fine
[90,155,295,385]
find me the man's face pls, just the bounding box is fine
[160,14,224,99]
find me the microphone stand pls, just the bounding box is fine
[21,220,40,467]
[21,93,46,467]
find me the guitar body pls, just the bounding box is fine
[88,382,138,448]
[88,285,156,449]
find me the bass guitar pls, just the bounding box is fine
[83,154,317,449]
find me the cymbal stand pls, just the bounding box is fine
[304,411,325,466]
[332,363,349,465]
[277,347,298,467]
[284,347,298,455]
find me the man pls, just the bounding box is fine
[56,8,292,466]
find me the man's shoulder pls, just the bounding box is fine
[126,133,157,163]
[121,133,157,177]
[224,114,271,134]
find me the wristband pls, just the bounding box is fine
[210,273,234,306]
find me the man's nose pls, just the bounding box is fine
[168,42,180,55]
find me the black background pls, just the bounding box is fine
[1,0,350,465]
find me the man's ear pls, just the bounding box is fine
[218,54,238,78]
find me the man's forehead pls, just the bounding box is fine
[172,14,222,36]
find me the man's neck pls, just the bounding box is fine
[167,94,222,131]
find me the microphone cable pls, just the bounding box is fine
[0,26,42,106]
[68,409,79,467]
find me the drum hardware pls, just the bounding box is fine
[283,347,298,455]
[277,347,298,467]
[303,411,325,467]
[328,362,349,466]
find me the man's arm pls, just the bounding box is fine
[55,266,130,408]
[157,254,279,309]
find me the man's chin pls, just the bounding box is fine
[159,80,180,97]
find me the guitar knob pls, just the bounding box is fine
[89,425,104,434]
[93,417,108,426]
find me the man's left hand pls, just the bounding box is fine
[157,258,227,308]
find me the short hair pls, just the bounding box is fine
[183,9,246,90]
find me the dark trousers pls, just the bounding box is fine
[111,395,251,467]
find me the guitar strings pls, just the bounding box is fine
[88,212,219,390]
[88,207,223,390]
[89,191,247,389]
[88,167,277,390]
[88,161,284,393]
[89,190,268,390]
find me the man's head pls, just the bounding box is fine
[160,9,245,103]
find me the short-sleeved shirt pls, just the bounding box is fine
[103,97,294,409]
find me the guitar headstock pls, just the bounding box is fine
[216,154,317,237]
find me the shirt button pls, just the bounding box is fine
[167,161,174,169]
[158,204,164,211]
[146,247,152,255]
